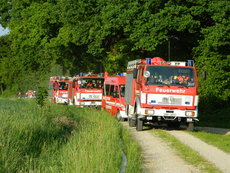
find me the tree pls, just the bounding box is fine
[194,1,230,111]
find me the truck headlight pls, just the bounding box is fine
[145,110,154,115]
[185,111,195,117]
[80,102,85,105]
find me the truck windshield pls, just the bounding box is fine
[59,82,69,90]
[145,66,195,87]
[120,85,125,97]
[79,78,104,89]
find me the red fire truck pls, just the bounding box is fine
[125,57,199,131]
[70,73,104,107]
[102,73,127,120]
[49,76,73,104]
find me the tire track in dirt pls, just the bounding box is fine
[168,130,230,173]
[122,122,200,173]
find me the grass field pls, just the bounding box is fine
[0,98,141,172]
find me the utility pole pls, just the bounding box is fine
[168,38,170,61]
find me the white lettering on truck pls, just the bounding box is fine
[156,88,186,93]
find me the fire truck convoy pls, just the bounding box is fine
[49,57,199,131]
[125,57,199,131]
[102,73,128,121]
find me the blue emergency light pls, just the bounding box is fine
[146,58,151,64]
[187,60,194,66]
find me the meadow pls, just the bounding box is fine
[0,98,141,173]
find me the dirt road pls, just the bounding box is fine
[122,122,230,173]
[122,122,200,173]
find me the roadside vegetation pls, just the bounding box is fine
[0,98,141,172]
[197,107,230,129]
[152,129,221,173]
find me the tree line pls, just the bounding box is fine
[0,0,229,112]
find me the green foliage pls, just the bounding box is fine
[194,1,230,111]
[36,87,48,107]
[0,0,229,112]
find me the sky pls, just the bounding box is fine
[0,25,9,36]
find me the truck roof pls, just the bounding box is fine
[104,76,126,85]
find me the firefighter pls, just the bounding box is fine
[86,81,93,88]
[177,74,190,83]
[63,84,68,90]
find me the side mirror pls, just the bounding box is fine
[113,92,119,98]
[202,71,207,80]
[144,71,150,78]
[133,68,138,79]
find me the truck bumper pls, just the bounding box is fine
[56,98,69,104]
[75,101,102,107]
[139,108,198,122]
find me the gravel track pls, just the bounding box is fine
[168,130,230,173]
[122,122,200,173]
[122,122,230,173]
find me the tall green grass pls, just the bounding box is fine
[0,98,141,172]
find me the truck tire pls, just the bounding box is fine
[116,111,124,121]
[136,118,143,131]
[129,117,136,127]
[187,122,194,131]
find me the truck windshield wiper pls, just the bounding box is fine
[174,83,188,88]
[155,82,170,87]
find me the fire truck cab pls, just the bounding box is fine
[49,76,73,104]
[125,57,199,131]
[71,73,104,107]
[102,73,127,121]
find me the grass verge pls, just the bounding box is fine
[151,129,221,173]
[0,98,141,172]
[121,127,142,173]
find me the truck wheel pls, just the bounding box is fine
[136,118,143,131]
[128,117,136,127]
[187,122,194,131]
[116,111,124,121]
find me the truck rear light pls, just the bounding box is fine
[185,111,195,117]
[145,110,154,115]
